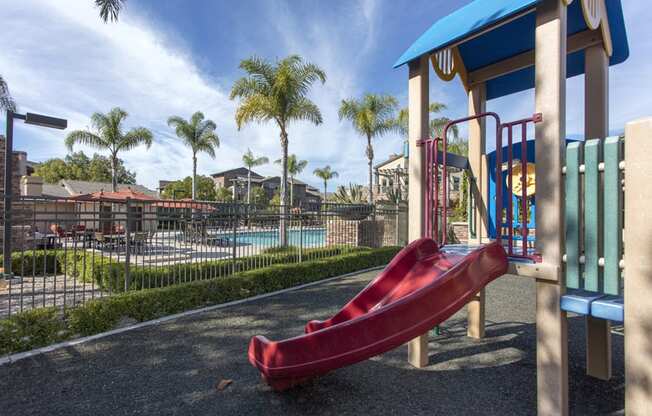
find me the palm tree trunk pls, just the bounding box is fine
[247,168,251,204]
[192,154,197,200]
[290,177,294,207]
[323,180,327,202]
[366,135,374,204]
[279,128,289,247]
[110,154,118,193]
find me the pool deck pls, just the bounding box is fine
[0,270,624,415]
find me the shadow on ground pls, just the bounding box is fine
[0,272,624,415]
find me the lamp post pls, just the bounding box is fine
[3,110,67,280]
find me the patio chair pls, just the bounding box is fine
[130,232,148,254]
[94,232,117,251]
[49,224,66,238]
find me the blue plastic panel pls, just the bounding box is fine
[591,296,624,322]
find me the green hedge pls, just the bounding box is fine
[71,245,366,292]
[10,245,365,292]
[0,246,401,356]
[11,250,63,276]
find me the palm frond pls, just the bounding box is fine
[230,76,269,100]
[238,56,275,86]
[96,0,126,23]
[119,127,153,151]
[65,130,106,152]
[0,74,16,112]
[193,140,217,158]
[234,95,275,130]
[287,97,323,125]
[190,111,205,128]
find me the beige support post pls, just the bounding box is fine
[584,43,612,381]
[467,83,487,339]
[468,83,488,244]
[534,1,569,415]
[624,117,652,416]
[467,290,485,339]
[407,55,429,368]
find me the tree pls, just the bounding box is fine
[395,102,459,141]
[35,152,136,184]
[161,176,217,201]
[231,55,326,245]
[275,154,307,206]
[167,111,220,200]
[0,74,16,111]
[250,187,268,206]
[242,148,269,204]
[96,0,127,23]
[313,165,338,201]
[339,94,398,204]
[65,108,152,192]
[215,187,233,202]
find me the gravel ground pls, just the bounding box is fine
[0,271,624,415]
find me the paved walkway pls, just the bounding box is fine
[0,271,624,415]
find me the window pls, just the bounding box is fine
[452,176,460,191]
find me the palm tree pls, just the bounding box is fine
[395,102,459,141]
[0,74,16,111]
[242,148,269,204]
[167,112,220,200]
[96,0,127,23]
[230,55,325,245]
[313,165,338,201]
[275,154,307,206]
[338,94,398,204]
[65,107,152,192]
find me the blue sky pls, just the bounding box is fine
[2,0,651,191]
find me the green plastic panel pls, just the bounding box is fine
[565,142,582,289]
[603,136,623,295]
[584,139,602,292]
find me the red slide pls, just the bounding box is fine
[248,238,508,390]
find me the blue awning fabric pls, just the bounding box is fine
[394,0,629,100]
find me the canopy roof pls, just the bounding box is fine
[70,189,159,202]
[394,0,628,100]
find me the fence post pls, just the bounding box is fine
[124,198,131,291]
[395,202,400,246]
[2,111,14,282]
[232,205,237,272]
[299,213,303,263]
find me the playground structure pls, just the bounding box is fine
[248,0,652,414]
[397,0,646,415]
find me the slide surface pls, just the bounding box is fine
[248,238,508,390]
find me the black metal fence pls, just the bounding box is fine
[0,196,407,317]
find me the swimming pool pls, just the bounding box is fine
[211,228,326,247]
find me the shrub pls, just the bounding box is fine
[69,245,367,292]
[0,308,69,355]
[0,246,401,355]
[11,250,63,276]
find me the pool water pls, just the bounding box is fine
[213,228,326,247]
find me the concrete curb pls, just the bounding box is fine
[0,265,385,367]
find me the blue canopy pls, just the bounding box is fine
[394,0,629,100]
